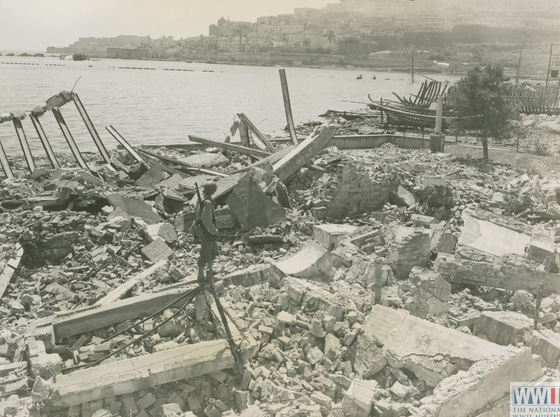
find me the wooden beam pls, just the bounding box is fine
[95,260,167,306]
[188,135,270,158]
[279,69,298,145]
[236,113,276,153]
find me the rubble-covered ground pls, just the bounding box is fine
[2,115,560,417]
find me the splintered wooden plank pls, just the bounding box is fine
[0,138,14,179]
[279,69,298,146]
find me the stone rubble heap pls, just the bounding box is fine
[1,135,560,417]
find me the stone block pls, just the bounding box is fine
[405,266,450,318]
[527,224,555,269]
[342,379,378,417]
[530,329,560,368]
[141,238,173,263]
[270,241,329,281]
[473,311,533,346]
[313,224,358,250]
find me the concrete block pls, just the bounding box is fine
[527,224,555,269]
[313,224,358,250]
[141,238,173,263]
[227,173,286,231]
[405,266,451,318]
[270,241,329,281]
[52,340,234,407]
[530,329,560,368]
[473,311,533,346]
[342,379,378,417]
[145,223,177,243]
[458,210,530,258]
[364,305,513,387]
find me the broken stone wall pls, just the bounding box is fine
[323,164,392,219]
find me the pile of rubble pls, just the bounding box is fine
[2,115,560,417]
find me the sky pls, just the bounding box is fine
[0,0,334,52]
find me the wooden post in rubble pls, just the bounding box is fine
[279,69,299,145]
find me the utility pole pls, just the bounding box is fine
[546,44,553,88]
[516,50,522,87]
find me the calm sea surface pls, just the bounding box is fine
[0,56,459,155]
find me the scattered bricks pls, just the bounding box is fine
[122,397,139,417]
[313,224,358,250]
[311,392,333,409]
[530,330,560,368]
[342,379,378,417]
[473,311,534,346]
[137,392,156,411]
[405,267,451,318]
[141,237,173,263]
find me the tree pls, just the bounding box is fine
[453,65,516,159]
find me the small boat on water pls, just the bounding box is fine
[356,74,363,80]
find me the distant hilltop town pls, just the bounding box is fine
[46,0,560,73]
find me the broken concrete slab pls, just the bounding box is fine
[434,252,560,296]
[418,348,543,417]
[51,287,198,339]
[405,267,451,318]
[390,185,416,208]
[227,173,286,231]
[145,223,178,243]
[270,241,329,282]
[280,277,347,320]
[364,305,514,386]
[0,243,23,299]
[106,194,162,224]
[52,339,234,407]
[135,165,167,188]
[313,224,358,251]
[473,311,534,346]
[179,152,229,168]
[273,125,335,182]
[220,265,269,288]
[458,210,530,258]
